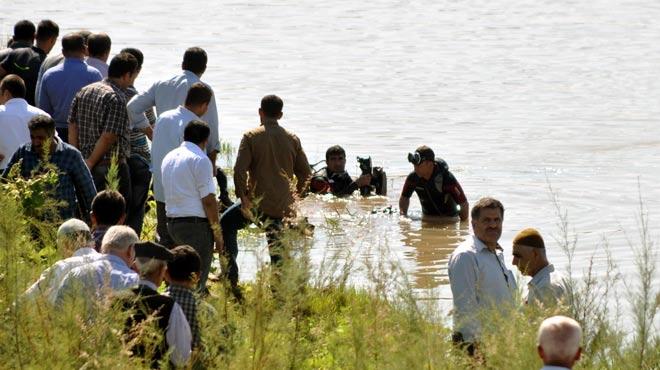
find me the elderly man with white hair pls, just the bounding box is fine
[55,225,139,305]
[24,218,101,303]
[537,315,582,370]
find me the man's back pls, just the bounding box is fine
[234,120,311,218]
[0,98,49,170]
[0,46,45,105]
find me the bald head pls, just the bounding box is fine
[537,316,582,368]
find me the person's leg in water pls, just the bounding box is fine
[220,201,250,301]
[215,168,234,211]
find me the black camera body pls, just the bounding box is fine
[357,156,387,196]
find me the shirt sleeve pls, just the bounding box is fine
[233,135,251,198]
[38,74,53,114]
[443,171,467,204]
[166,302,192,367]
[448,251,480,342]
[103,95,130,136]
[193,157,216,199]
[2,149,23,178]
[401,173,418,198]
[67,94,79,125]
[201,87,220,154]
[35,63,46,107]
[69,150,97,217]
[127,83,156,129]
[292,136,312,195]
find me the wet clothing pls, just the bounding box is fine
[401,159,467,216]
[325,169,359,197]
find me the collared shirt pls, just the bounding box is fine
[85,57,108,78]
[69,79,131,162]
[125,86,155,162]
[527,264,566,307]
[2,137,97,219]
[448,235,517,342]
[38,58,102,128]
[138,280,192,367]
[162,141,216,218]
[34,53,65,107]
[234,119,312,218]
[151,106,199,202]
[0,45,47,105]
[126,70,220,154]
[55,254,139,305]
[166,284,201,349]
[24,246,102,303]
[0,98,50,169]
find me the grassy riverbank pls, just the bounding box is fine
[0,168,657,369]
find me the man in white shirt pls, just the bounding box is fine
[0,74,50,170]
[511,228,566,307]
[448,197,517,355]
[24,218,102,303]
[127,47,220,166]
[161,120,223,292]
[85,33,110,78]
[151,82,213,248]
[537,316,582,370]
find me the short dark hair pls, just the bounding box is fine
[183,120,211,145]
[471,197,505,220]
[61,33,86,53]
[184,82,213,106]
[182,47,207,75]
[260,95,283,118]
[13,20,35,41]
[167,245,201,282]
[120,47,143,69]
[325,145,346,160]
[91,190,126,225]
[0,74,26,99]
[107,52,138,78]
[78,30,92,44]
[36,20,59,41]
[415,145,435,162]
[87,33,111,58]
[27,115,56,136]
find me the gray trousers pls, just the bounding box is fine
[167,219,214,292]
[156,201,175,248]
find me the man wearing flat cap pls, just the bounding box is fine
[511,228,566,307]
[118,241,192,368]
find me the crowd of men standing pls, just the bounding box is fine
[1,18,582,369]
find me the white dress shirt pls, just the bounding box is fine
[162,141,216,218]
[85,57,108,78]
[0,98,50,169]
[527,264,566,306]
[137,279,192,367]
[151,106,199,202]
[448,235,517,342]
[24,246,102,303]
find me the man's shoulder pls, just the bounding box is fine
[26,105,50,117]
[450,237,479,258]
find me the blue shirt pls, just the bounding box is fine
[2,137,97,219]
[38,58,102,128]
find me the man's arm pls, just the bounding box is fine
[196,157,223,251]
[68,122,79,148]
[126,84,156,128]
[234,135,252,215]
[446,172,469,221]
[85,132,117,169]
[448,252,480,342]
[70,150,97,219]
[399,195,410,216]
[292,138,312,196]
[201,87,220,155]
[166,302,192,367]
[399,174,417,216]
[459,201,469,221]
[201,193,223,252]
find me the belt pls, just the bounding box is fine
[167,216,208,224]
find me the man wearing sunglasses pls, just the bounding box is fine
[399,145,468,221]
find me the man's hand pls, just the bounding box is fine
[214,233,225,253]
[356,174,372,187]
[240,196,254,220]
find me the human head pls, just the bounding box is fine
[512,228,548,276]
[325,145,347,173]
[28,115,56,155]
[537,316,582,368]
[35,20,59,53]
[184,82,213,117]
[166,245,201,285]
[259,94,284,120]
[120,47,144,71]
[184,120,210,149]
[13,20,35,43]
[57,218,93,255]
[87,32,111,61]
[100,225,138,264]
[0,74,26,104]
[91,190,126,227]
[108,52,139,88]
[181,47,207,76]
[470,197,504,247]
[408,145,435,179]
[61,32,86,58]
[134,241,174,285]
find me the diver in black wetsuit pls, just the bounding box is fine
[399,145,469,221]
[310,145,374,197]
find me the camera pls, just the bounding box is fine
[357,156,387,196]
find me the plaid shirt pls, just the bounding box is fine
[68,79,131,162]
[166,284,200,348]
[2,138,97,219]
[126,86,154,162]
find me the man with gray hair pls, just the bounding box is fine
[24,218,101,303]
[537,315,582,369]
[117,241,191,368]
[55,225,139,305]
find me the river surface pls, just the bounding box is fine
[3,0,660,311]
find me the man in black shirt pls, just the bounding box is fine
[399,145,469,220]
[312,145,372,197]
